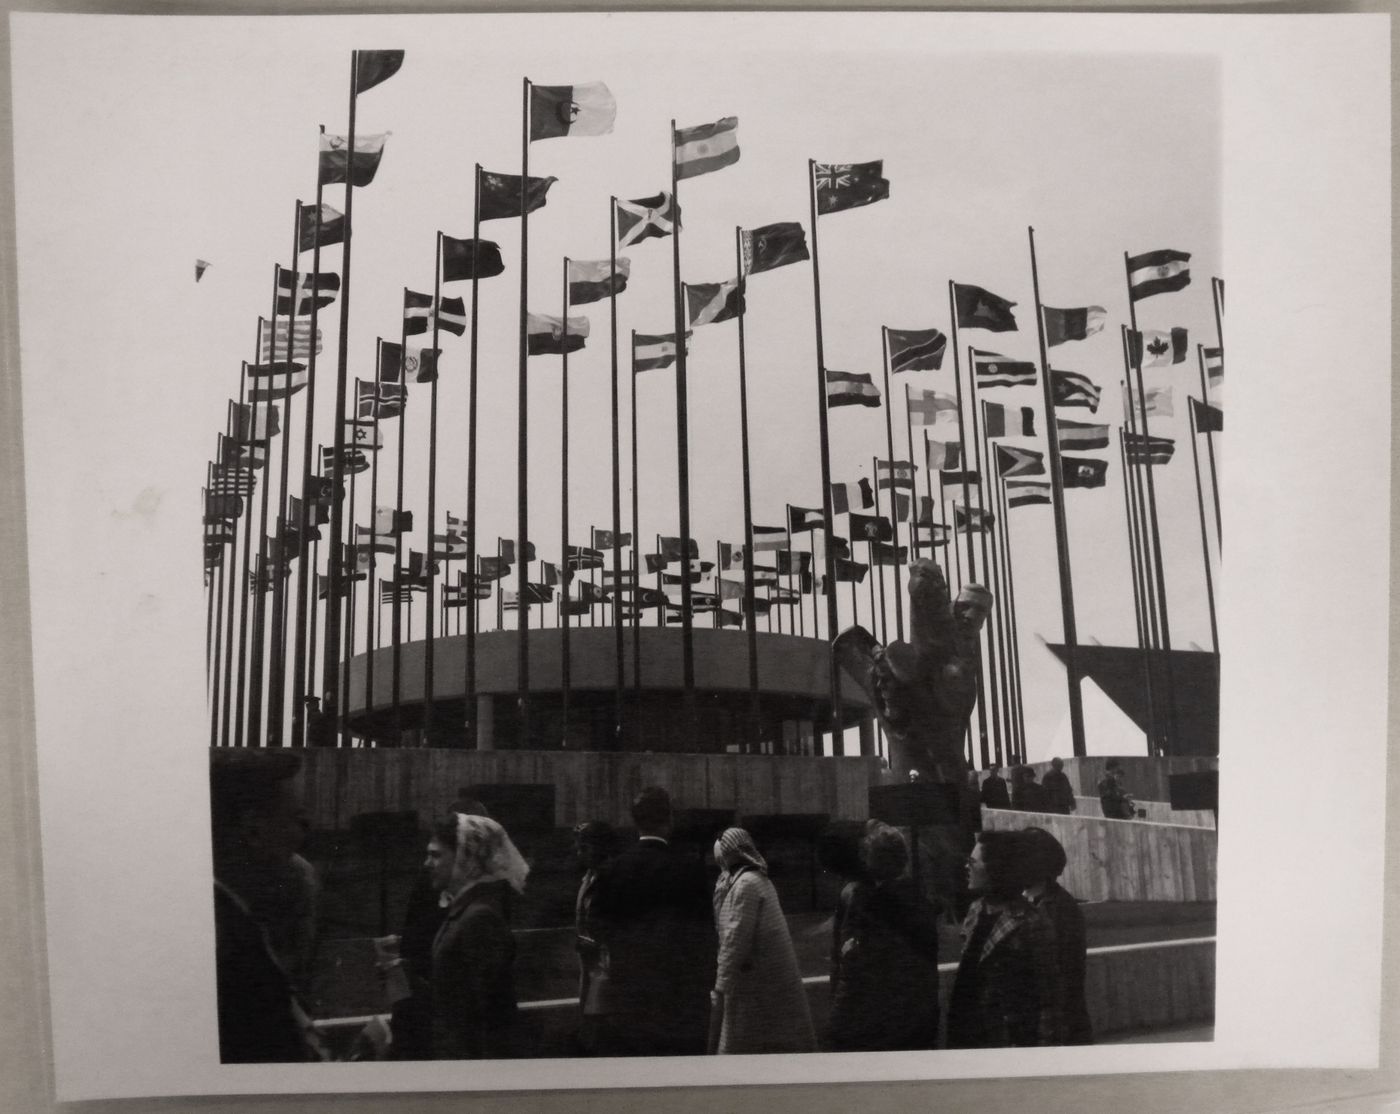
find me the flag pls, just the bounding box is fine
[994,444,1045,477]
[1127,249,1191,301]
[633,331,690,372]
[497,539,536,564]
[827,535,852,560]
[674,117,739,179]
[1061,456,1108,488]
[953,505,994,533]
[210,464,255,495]
[1042,305,1106,346]
[478,171,557,221]
[1051,369,1102,412]
[1128,327,1189,368]
[231,400,280,442]
[566,545,605,570]
[540,561,562,586]
[195,259,209,282]
[1005,480,1052,508]
[717,543,742,570]
[788,505,824,532]
[717,576,746,601]
[849,513,893,543]
[925,439,970,474]
[718,609,745,628]
[442,584,471,608]
[907,388,958,425]
[275,271,339,315]
[319,132,388,187]
[441,236,504,282]
[615,192,679,247]
[205,492,244,520]
[380,341,441,385]
[875,460,916,490]
[644,552,668,575]
[593,529,633,548]
[826,370,880,408]
[355,50,404,94]
[380,582,417,606]
[504,584,554,609]
[247,365,308,401]
[353,525,396,554]
[356,379,404,420]
[813,161,889,214]
[343,419,381,451]
[1191,396,1224,433]
[953,283,1018,332]
[1204,347,1224,389]
[914,521,952,548]
[740,222,809,275]
[832,557,869,584]
[220,436,265,469]
[404,291,467,337]
[887,327,947,372]
[982,402,1036,438]
[291,493,329,529]
[602,568,636,586]
[1056,419,1110,450]
[750,565,779,587]
[662,569,708,586]
[972,349,1037,388]
[685,280,744,326]
[258,318,321,361]
[659,536,699,561]
[298,202,345,252]
[1123,432,1176,465]
[578,581,611,605]
[478,555,511,581]
[752,525,786,551]
[829,478,874,514]
[320,446,369,476]
[526,312,590,355]
[374,507,413,535]
[529,81,616,140]
[568,258,630,305]
[1127,384,1174,418]
[777,550,812,576]
[868,541,908,566]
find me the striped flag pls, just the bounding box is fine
[1051,369,1102,412]
[983,402,1036,438]
[633,331,690,372]
[1006,480,1052,508]
[826,370,881,408]
[319,132,388,187]
[829,477,874,514]
[1123,432,1177,465]
[1127,249,1191,301]
[887,327,947,372]
[258,318,322,361]
[568,257,631,305]
[751,525,787,551]
[230,400,280,442]
[972,349,1037,388]
[1042,305,1106,346]
[353,525,395,555]
[615,192,679,247]
[1056,419,1110,450]
[875,460,916,490]
[344,419,382,451]
[787,506,824,532]
[1203,347,1224,389]
[321,446,369,476]
[527,312,590,355]
[210,465,256,495]
[247,364,308,401]
[674,117,739,179]
[1128,327,1189,368]
[1127,384,1174,418]
[907,388,959,425]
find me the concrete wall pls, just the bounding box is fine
[1022,756,1217,803]
[296,747,885,830]
[982,809,1217,903]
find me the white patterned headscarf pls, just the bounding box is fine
[451,814,530,895]
[713,827,768,914]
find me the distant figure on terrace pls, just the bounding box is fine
[424,813,528,1059]
[1097,759,1138,820]
[589,786,715,1056]
[980,764,1011,809]
[1023,827,1093,1045]
[708,827,815,1054]
[1009,765,1048,813]
[1041,757,1077,815]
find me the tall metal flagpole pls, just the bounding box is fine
[1028,228,1086,758]
[609,201,625,745]
[807,160,845,755]
[871,457,889,648]
[879,329,905,640]
[560,258,572,745]
[517,78,533,746]
[629,331,642,704]
[1120,361,1162,660]
[222,379,247,749]
[1188,400,1220,653]
[733,227,761,749]
[1118,431,1150,660]
[1120,405,1162,754]
[424,234,444,743]
[1123,252,1178,751]
[668,121,697,744]
[1207,279,1224,540]
[363,354,386,734]
[980,409,1013,766]
[922,431,942,580]
[307,455,323,712]
[994,469,1028,760]
[248,278,281,746]
[903,383,921,564]
[465,165,483,747]
[965,346,1002,765]
[1197,343,1222,543]
[321,55,359,745]
[391,294,411,742]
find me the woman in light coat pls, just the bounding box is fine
[708,827,815,1054]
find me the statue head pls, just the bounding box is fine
[953,583,993,633]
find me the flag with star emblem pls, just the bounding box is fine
[1060,456,1108,488]
[1128,327,1189,368]
[342,419,382,451]
[814,160,889,214]
[887,327,947,372]
[674,117,739,178]
[740,222,809,274]
[1127,249,1191,301]
[298,202,344,252]
[526,312,590,355]
[478,171,557,221]
[1042,305,1107,346]
[319,133,388,186]
[972,350,1037,388]
[953,283,1018,332]
[615,192,679,246]
[1051,369,1102,412]
[529,82,616,140]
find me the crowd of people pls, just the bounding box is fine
[978,757,1139,821]
[211,757,1096,1064]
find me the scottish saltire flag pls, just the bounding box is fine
[814,161,889,214]
[616,193,679,246]
[1127,249,1191,301]
[887,327,947,372]
[674,117,739,179]
[529,82,617,140]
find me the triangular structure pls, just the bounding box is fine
[195,259,210,282]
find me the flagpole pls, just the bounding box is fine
[423,236,444,743]
[1122,254,1178,752]
[222,386,247,749]
[733,227,761,749]
[248,277,282,747]
[994,469,1028,761]
[902,383,920,565]
[292,186,327,747]
[465,165,483,748]
[807,161,846,754]
[307,485,321,719]
[668,121,697,744]
[1118,430,1149,660]
[877,330,906,640]
[922,431,940,582]
[1197,343,1222,542]
[322,55,360,746]
[1187,399,1220,653]
[391,294,411,743]
[980,411,1013,766]
[1120,366,1161,753]
[516,78,533,747]
[609,201,624,746]
[870,457,889,649]
[560,257,573,747]
[1028,228,1086,758]
[964,344,1004,766]
[363,363,385,736]
[629,332,641,708]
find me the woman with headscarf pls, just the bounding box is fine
[826,821,942,1051]
[708,827,815,1054]
[423,813,530,1059]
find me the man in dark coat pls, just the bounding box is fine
[1041,757,1077,815]
[587,787,715,1055]
[980,765,1011,809]
[1023,827,1093,1044]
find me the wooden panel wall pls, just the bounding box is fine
[1073,796,1216,829]
[1023,756,1218,802]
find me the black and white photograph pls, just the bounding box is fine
[6,9,1391,1102]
